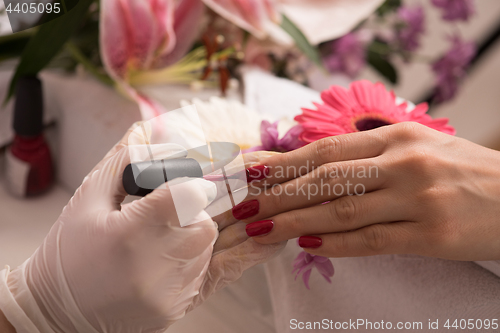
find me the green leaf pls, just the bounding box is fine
[376,0,402,17]
[65,41,113,86]
[5,0,94,103]
[0,30,35,62]
[280,15,323,69]
[367,44,398,84]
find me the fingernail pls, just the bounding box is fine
[246,220,274,237]
[246,165,270,183]
[298,236,322,249]
[232,199,259,220]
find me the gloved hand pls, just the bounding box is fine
[0,123,285,333]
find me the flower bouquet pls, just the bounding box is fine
[0,0,477,118]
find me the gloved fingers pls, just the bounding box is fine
[73,122,144,212]
[117,178,217,245]
[88,120,183,182]
[72,145,131,212]
[213,221,248,254]
[188,238,286,311]
[143,244,214,322]
[78,140,189,215]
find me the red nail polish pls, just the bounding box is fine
[246,220,274,237]
[246,165,269,182]
[232,199,259,220]
[299,236,322,249]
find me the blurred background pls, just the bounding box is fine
[0,1,499,330]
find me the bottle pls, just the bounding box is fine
[5,76,53,197]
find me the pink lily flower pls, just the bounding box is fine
[100,0,204,80]
[100,0,204,119]
[201,0,282,40]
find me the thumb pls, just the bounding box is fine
[120,177,217,228]
[115,178,218,261]
[77,141,188,215]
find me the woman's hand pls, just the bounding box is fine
[237,122,500,261]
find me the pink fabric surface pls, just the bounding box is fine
[265,242,500,332]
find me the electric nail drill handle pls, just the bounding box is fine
[122,158,203,196]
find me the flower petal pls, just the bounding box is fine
[278,0,384,45]
[321,85,356,114]
[294,262,314,279]
[278,124,305,151]
[100,0,132,78]
[314,258,335,278]
[131,88,168,120]
[147,0,177,62]
[292,251,307,271]
[431,0,475,22]
[408,102,429,118]
[312,255,329,263]
[351,80,396,113]
[260,120,280,150]
[100,0,176,79]
[202,0,280,39]
[302,268,312,289]
[158,0,205,68]
[299,127,345,143]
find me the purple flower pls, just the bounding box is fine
[432,35,476,103]
[396,6,425,52]
[292,251,334,289]
[247,120,304,153]
[323,33,365,78]
[431,0,475,22]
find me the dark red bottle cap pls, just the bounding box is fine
[13,76,44,137]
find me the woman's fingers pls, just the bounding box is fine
[301,222,422,257]
[211,151,280,230]
[248,189,407,244]
[237,158,385,224]
[255,129,388,186]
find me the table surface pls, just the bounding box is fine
[0,167,71,269]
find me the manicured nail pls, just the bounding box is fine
[246,165,270,183]
[232,199,259,220]
[298,236,322,249]
[246,220,274,237]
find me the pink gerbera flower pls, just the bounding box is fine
[295,80,455,143]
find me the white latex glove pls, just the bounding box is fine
[0,123,285,333]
